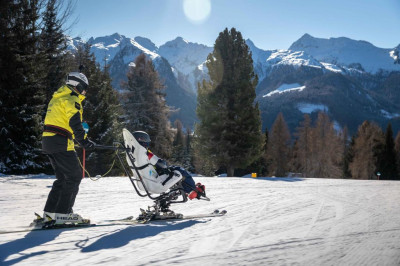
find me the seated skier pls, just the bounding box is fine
[132,131,205,200]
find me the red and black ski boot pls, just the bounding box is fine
[188,183,206,200]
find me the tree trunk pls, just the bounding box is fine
[227,165,235,177]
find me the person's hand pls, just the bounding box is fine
[159,167,172,176]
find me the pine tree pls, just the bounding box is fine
[183,127,195,172]
[377,123,398,180]
[122,53,173,158]
[267,113,291,177]
[343,130,354,178]
[394,131,400,179]
[72,44,124,176]
[262,128,269,175]
[194,28,264,176]
[293,114,312,176]
[169,121,195,172]
[310,112,343,178]
[0,0,47,173]
[40,0,70,103]
[170,120,185,165]
[350,121,385,179]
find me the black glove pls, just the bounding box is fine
[80,138,96,149]
[155,159,170,175]
[155,159,168,169]
[158,167,172,176]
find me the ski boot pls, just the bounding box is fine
[188,183,206,200]
[54,213,90,225]
[30,212,55,228]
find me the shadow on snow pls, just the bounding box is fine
[0,230,62,265]
[81,220,204,253]
[240,177,305,182]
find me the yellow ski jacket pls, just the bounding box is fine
[42,85,86,153]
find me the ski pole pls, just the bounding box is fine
[94,144,130,151]
[82,148,86,179]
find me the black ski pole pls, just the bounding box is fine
[94,145,130,151]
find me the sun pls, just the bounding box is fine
[183,0,211,24]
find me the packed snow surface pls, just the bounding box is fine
[1,175,400,265]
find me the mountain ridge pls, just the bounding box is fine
[66,33,400,133]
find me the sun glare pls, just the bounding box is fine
[183,0,211,24]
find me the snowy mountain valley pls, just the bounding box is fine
[68,33,400,134]
[1,175,400,265]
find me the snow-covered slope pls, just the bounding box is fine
[1,175,400,265]
[87,33,126,67]
[111,37,161,68]
[289,34,400,73]
[158,37,213,92]
[133,36,158,53]
[158,37,212,75]
[68,33,161,69]
[247,39,328,81]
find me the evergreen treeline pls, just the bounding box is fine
[0,0,123,175]
[1,0,52,173]
[260,112,400,180]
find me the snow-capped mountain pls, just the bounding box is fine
[243,35,400,134]
[246,39,325,81]
[87,33,126,67]
[133,36,158,53]
[158,37,213,93]
[67,33,400,134]
[289,34,400,74]
[67,34,197,127]
[159,37,212,75]
[86,33,161,69]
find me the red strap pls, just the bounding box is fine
[82,149,85,179]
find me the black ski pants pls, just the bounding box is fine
[44,151,82,214]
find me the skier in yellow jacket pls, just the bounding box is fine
[41,71,95,225]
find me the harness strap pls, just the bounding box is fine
[136,163,149,170]
[44,125,73,139]
[162,171,175,186]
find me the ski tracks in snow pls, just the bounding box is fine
[304,185,345,239]
[182,180,272,259]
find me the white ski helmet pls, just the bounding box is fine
[66,72,89,93]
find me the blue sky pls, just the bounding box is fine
[67,0,400,50]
